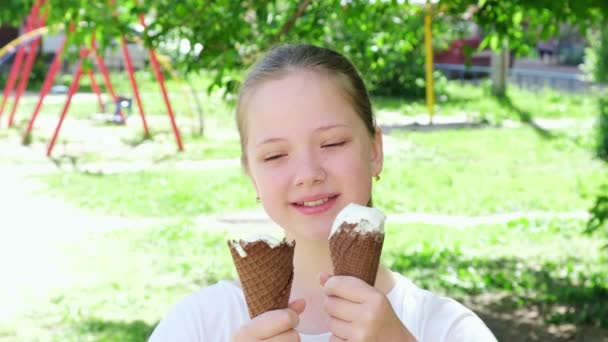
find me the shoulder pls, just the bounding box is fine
[390,273,497,342]
[148,281,250,342]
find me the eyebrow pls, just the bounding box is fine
[255,124,349,147]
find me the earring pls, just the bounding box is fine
[374,174,380,181]
[256,196,261,203]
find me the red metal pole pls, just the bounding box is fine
[47,53,86,157]
[7,16,46,128]
[120,36,149,137]
[22,36,67,144]
[0,47,26,121]
[88,70,106,112]
[0,0,43,121]
[90,34,125,122]
[139,14,183,151]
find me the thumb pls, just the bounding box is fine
[288,298,306,315]
[319,271,332,286]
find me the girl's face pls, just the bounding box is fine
[244,69,383,241]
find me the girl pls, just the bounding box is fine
[149,44,496,341]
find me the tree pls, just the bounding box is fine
[1,0,455,98]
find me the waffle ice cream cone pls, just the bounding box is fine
[329,203,386,286]
[227,235,295,318]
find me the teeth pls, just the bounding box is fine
[300,197,330,207]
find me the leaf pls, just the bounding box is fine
[512,11,523,26]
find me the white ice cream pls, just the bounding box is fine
[330,203,386,238]
[231,234,283,257]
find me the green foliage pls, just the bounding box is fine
[1,1,452,98]
[3,0,608,97]
[146,0,452,97]
[587,184,608,238]
[0,0,31,26]
[582,26,608,83]
[587,99,608,244]
[440,0,608,56]
[598,98,608,162]
[25,52,56,90]
[286,1,450,97]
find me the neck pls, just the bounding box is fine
[289,236,333,334]
[292,238,333,289]
[288,235,396,334]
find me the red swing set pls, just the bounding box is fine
[0,0,184,156]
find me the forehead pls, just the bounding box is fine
[244,70,360,141]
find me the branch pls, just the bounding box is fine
[274,0,312,42]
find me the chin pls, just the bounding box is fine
[292,226,331,242]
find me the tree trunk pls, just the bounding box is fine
[491,45,509,96]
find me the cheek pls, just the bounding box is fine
[250,164,289,197]
[329,143,374,176]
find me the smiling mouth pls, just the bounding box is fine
[294,195,339,207]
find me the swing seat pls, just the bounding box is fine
[90,95,133,124]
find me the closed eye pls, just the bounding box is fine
[264,154,285,162]
[322,141,346,148]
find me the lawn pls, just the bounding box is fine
[2,79,607,341]
[2,217,605,341]
[375,80,602,120]
[40,127,606,217]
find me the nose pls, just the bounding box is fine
[293,150,326,187]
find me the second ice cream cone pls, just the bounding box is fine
[329,204,386,286]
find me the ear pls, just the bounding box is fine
[370,127,384,177]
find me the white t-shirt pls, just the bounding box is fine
[149,273,496,341]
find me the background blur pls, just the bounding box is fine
[1,1,607,341]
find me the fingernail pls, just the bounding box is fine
[319,272,330,286]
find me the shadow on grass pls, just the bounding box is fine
[475,308,608,342]
[496,94,557,139]
[380,121,490,134]
[388,248,608,338]
[374,93,480,112]
[121,131,153,148]
[77,318,157,341]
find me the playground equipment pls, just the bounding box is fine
[0,0,185,156]
[0,0,46,125]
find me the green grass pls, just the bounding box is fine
[5,80,608,340]
[2,217,605,340]
[9,70,235,124]
[375,127,606,215]
[9,75,599,136]
[383,218,608,328]
[375,81,601,120]
[40,126,606,217]
[41,167,256,217]
[0,220,235,341]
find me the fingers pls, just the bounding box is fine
[320,274,373,303]
[288,298,306,315]
[327,316,350,340]
[319,271,332,286]
[323,295,360,322]
[261,329,301,342]
[241,303,303,339]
